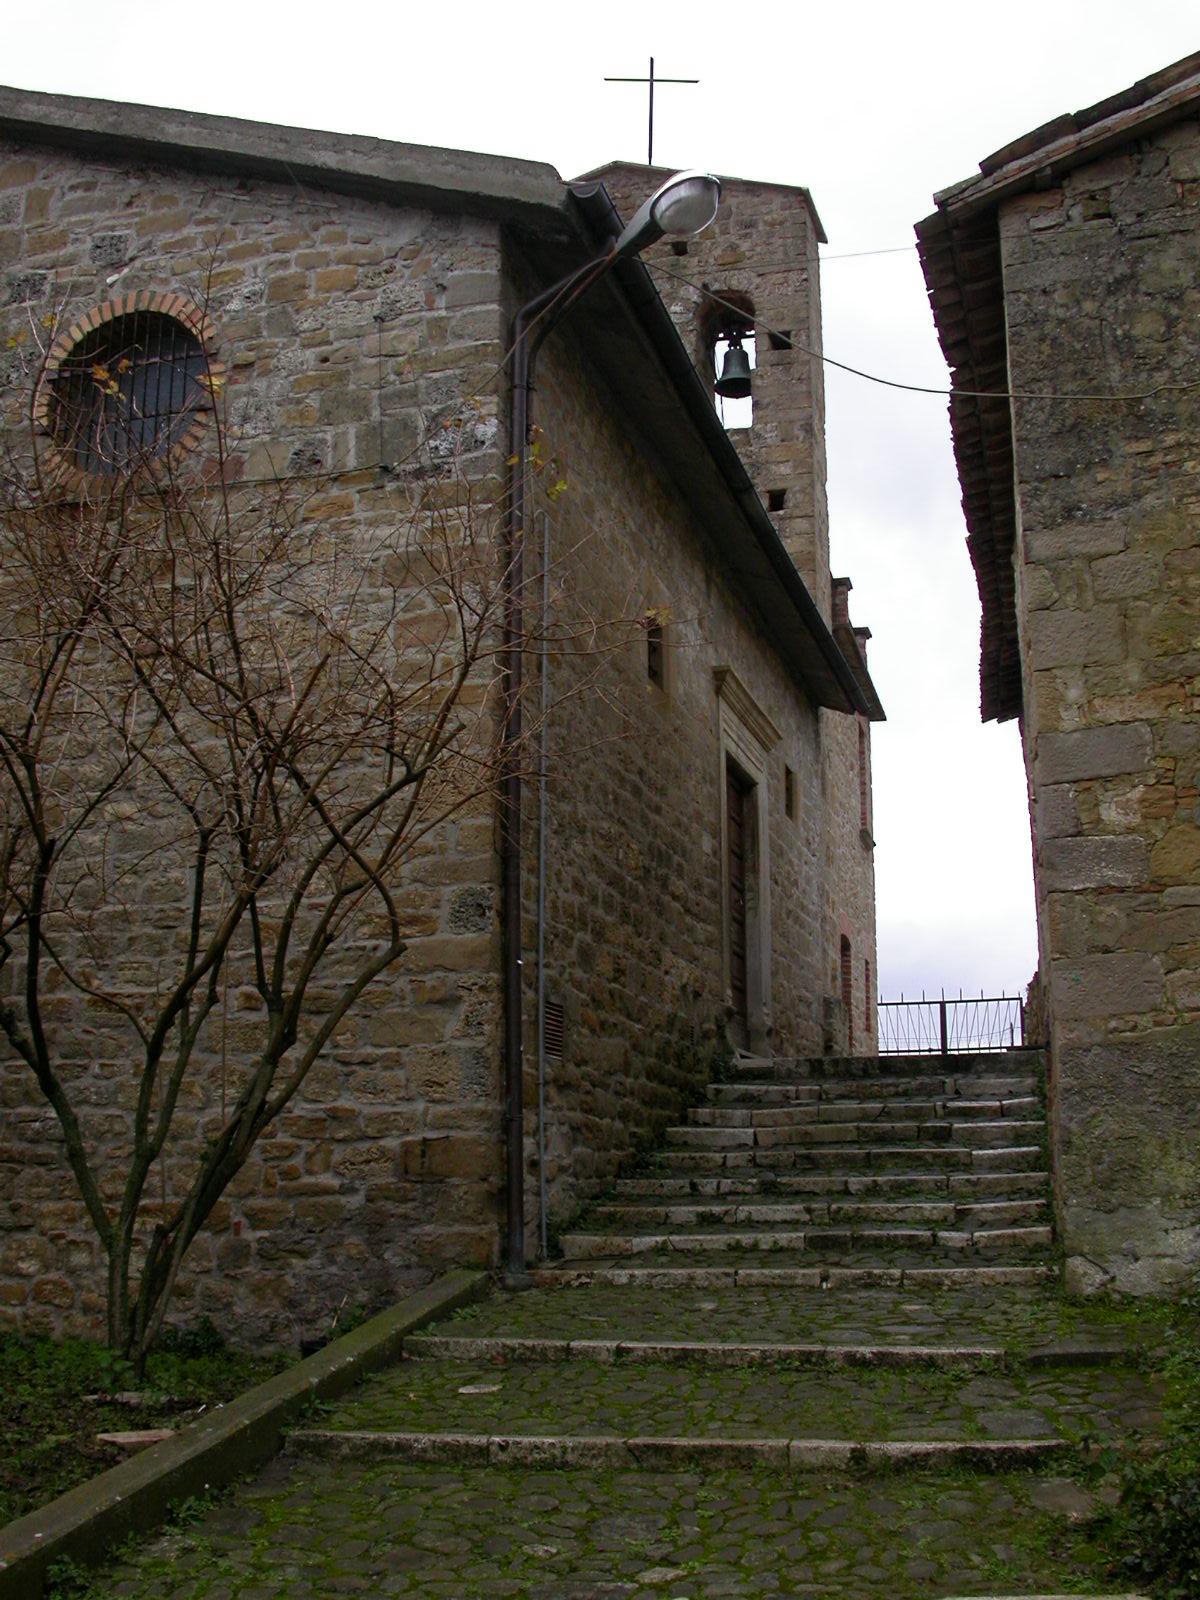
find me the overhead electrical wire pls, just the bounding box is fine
[653,258,1200,405]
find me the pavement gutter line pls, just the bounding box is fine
[0,1267,487,1600]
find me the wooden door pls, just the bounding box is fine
[726,764,750,1042]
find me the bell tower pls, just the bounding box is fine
[584,162,832,623]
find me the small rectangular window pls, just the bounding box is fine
[784,764,796,819]
[646,618,665,688]
[864,960,872,1036]
[858,717,871,841]
[840,935,853,1054]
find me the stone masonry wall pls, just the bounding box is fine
[1000,115,1200,1290]
[595,166,877,1059]
[0,137,511,1347]
[521,310,834,1233]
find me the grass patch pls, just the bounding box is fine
[1102,1292,1200,1598]
[0,1321,288,1526]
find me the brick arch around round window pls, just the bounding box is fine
[34,292,223,488]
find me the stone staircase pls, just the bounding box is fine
[99,1048,1162,1596]
[550,1051,1057,1288]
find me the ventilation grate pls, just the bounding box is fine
[544,999,566,1060]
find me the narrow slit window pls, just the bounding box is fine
[840,935,853,1054]
[864,960,872,1036]
[646,615,665,689]
[784,764,796,819]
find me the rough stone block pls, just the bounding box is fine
[1051,951,1163,1019]
[1028,605,1125,668]
[1022,520,1127,565]
[1149,822,1200,884]
[1090,548,1161,601]
[1034,783,1079,840]
[1038,834,1148,892]
[1037,723,1153,783]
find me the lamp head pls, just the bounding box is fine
[613,170,721,259]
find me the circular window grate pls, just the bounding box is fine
[37,294,221,482]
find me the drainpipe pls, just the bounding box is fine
[536,507,551,1261]
[501,171,722,1284]
[502,258,613,1285]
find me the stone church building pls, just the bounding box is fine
[918,52,1200,1294]
[0,88,881,1345]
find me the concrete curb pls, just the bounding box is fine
[289,1427,1071,1474]
[0,1268,486,1600]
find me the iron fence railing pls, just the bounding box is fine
[877,992,1026,1055]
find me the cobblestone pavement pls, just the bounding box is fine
[101,1458,1118,1598]
[329,1356,1160,1443]
[412,1283,1166,1355]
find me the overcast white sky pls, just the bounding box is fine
[6,4,1197,1003]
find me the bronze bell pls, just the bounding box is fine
[715,333,753,399]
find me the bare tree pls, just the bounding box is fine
[0,352,512,1368]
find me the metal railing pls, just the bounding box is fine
[877,991,1026,1055]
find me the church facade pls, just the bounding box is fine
[0,88,881,1345]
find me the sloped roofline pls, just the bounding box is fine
[915,51,1200,723]
[0,85,870,715]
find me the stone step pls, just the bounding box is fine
[729,1051,1041,1082]
[290,1427,1072,1474]
[588,1199,1049,1229]
[407,1280,1165,1361]
[707,1074,1038,1105]
[406,1334,1131,1372]
[557,1224,1055,1260]
[666,1119,1045,1150]
[615,1170,1050,1200]
[689,1097,1041,1127]
[650,1142,1046,1174]
[536,1261,1060,1290]
[306,1352,1159,1452]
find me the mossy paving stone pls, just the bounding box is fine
[318,1354,1160,1443]
[413,1282,1166,1356]
[96,1458,1117,1598]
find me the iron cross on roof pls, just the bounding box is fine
[604,57,699,165]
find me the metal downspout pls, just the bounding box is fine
[536,508,550,1260]
[503,254,614,1282]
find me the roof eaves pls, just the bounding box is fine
[916,53,1200,727]
[0,85,570,229]
[931,56,1200,223]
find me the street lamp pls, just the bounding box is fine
[502,171,720,1284]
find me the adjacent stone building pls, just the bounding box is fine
[918,52,1200,1293]
[0,87,881,1345]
